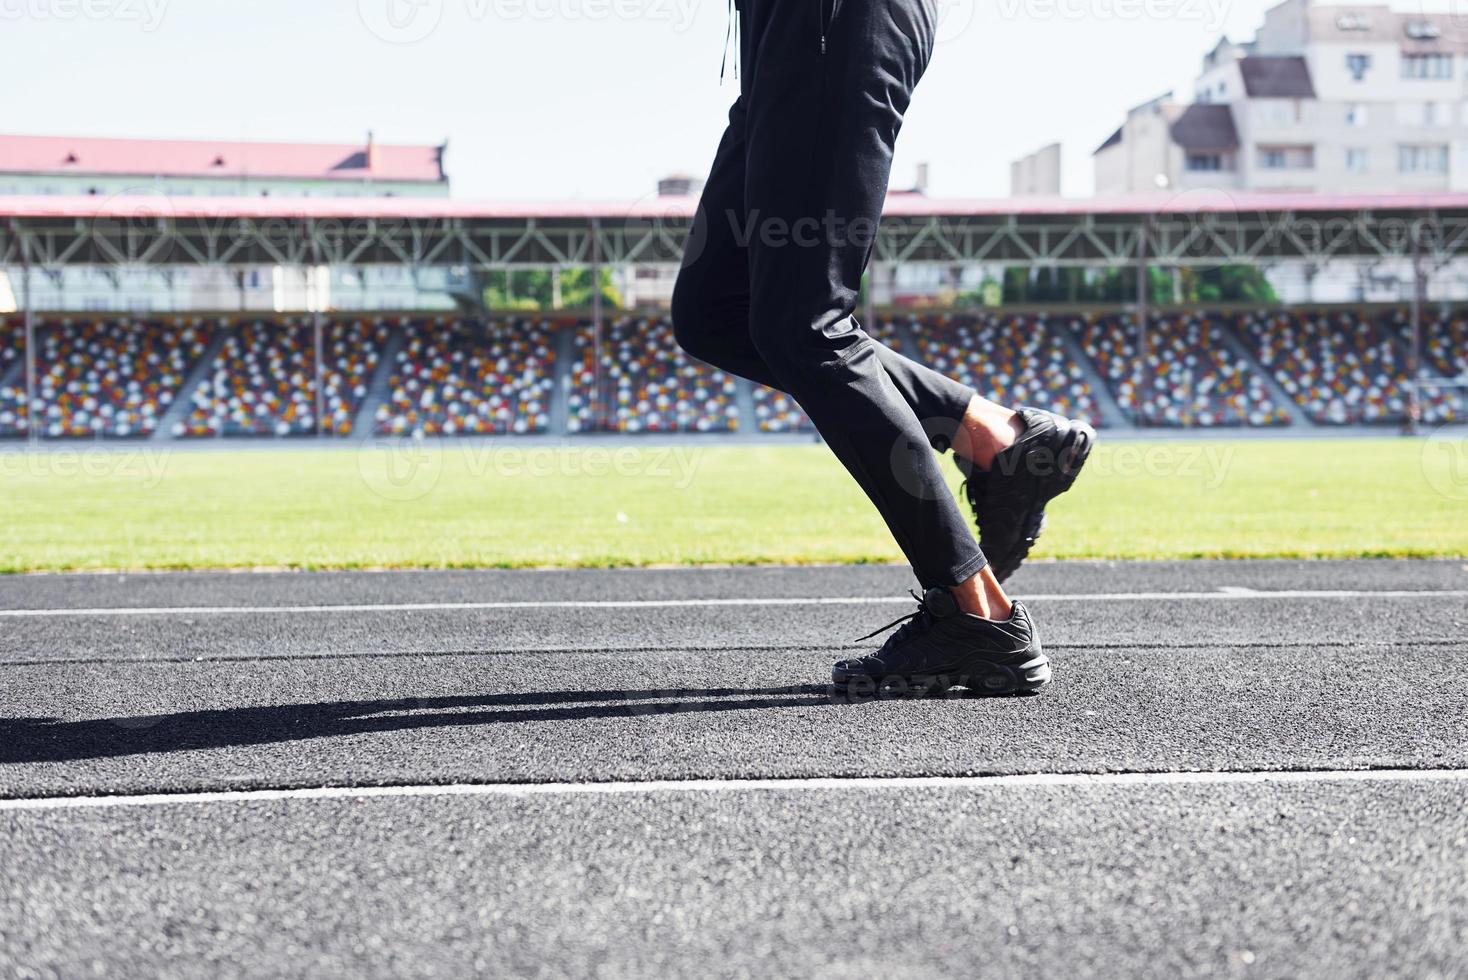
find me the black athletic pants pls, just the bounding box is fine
[671,0,987,589]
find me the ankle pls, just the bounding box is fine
[950,567,1013,621]
[955,397,1023,471]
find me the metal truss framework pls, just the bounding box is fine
[4,205,1468,271]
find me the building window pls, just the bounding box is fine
[1186,154,1224,172]
[1346,53,1372,81]
[1345,148,1370,173]
[1399,144,1450,173]
[1258,101,1302,126]
[1345,103,1368,126]
[1258,146,1315,170]
[1403,53,1453,80]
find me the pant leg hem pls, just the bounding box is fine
[938,550,988,591]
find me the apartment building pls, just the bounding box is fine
[1094,0,1468,194]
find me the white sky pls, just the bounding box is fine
[2,0,1459,199]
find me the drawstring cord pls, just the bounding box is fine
[719,0,740,83]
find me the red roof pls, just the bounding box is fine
[2,190,1468,221]
[0,134,446,183]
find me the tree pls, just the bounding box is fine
[480,267,623,311]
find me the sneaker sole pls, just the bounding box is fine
[988,419,1097,583]
[832,653,1051,699]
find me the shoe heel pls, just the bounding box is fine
[1057,421,1096,485]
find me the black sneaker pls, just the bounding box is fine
[832,589,1049,698]
[959,407,1096,583]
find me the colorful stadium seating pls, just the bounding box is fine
[1,308,1464,439]
[750,386,810,433]
[1240,309,1463,425]
[1424,309,1468,381]
[8,317,211,438]
[906,312,1106,427]
[0,317,19,372]
[179,318,388,437]
[0,318,23,436]
[569,317,739,433]
[376,317,556,437]
[1077,312,1288,427]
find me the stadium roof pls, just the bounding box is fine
[5,191,1466,271]
[4,190,1468,221]
[0,134,447,183]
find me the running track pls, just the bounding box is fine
[2,560,1466,977]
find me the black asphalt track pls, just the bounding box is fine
[2,561,1465,978]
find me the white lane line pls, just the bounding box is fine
[2,768,1465,812]
[0,589,1465,618]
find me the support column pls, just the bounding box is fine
[1135,218,1150,427]
[590,218,603,431]
[308,226,327,438]
[313,309,326,438]
[23,261,36,446]
[1408,236,1424,435]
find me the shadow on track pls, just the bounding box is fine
[0,684,1015,764]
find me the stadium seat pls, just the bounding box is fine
[1424,309,1468,382]
[569,317,740,433]
[1240,309,1464,425]
[376,317,556,437]
[0,317,24,436]
[9,317,211,439]
[1077,312,1287,427]
[179,318,388,438]
[905,312,1105,428]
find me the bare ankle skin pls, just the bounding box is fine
[952,395,1024,471]
[950,566,1013,620]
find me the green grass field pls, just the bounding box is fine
[1,438,1464,573]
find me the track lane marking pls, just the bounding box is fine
[4,637,1467,670]
[2,768,1466,811]
[2,589,1467,618]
